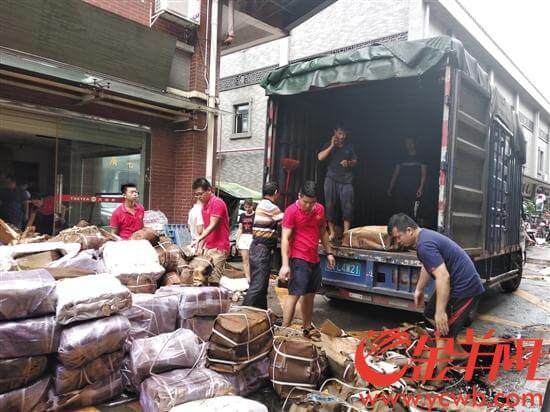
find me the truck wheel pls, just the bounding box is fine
[501,256,522,293]
[501,273,522,293]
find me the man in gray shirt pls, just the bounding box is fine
[317,124,358,241]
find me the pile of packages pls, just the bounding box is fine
[342,225,402,251]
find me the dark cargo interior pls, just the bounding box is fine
[271,71,445,230]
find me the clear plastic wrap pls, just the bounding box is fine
[54,349,125,395]
[0,269,56,321]
[178,316,216,341]
[57,315,130,369]
[122,292,179,341]
[130,328,205,383]
[0,377,50,412]
[168,396,268,412]
[156,286,230,320]
[52,225,107,250]
[207,307,273,372]
[0,315,59,359]
[139,368,234,412]
[102,240,165,285]
[55,273,132,325]
[219,356,270,396]
[49,372,122,411]
[0,355,47,394]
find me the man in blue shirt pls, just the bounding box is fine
[388,213,485,376]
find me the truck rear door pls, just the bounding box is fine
[446,70,491,254]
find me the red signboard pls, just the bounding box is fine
[58,195,123,203]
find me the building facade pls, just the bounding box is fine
[218,0,550,202]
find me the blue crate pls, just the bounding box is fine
[164,224,192,246]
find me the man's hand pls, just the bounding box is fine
[340,160,349,168]
[331,134,337,147]
[435,310,449,336]
[278,264,290,282]
[416,188,423,198]
[326,254,336,270]
[414,289,424,308]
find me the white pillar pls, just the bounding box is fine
[279,36,290,67]
[206,0,219,183]
[423,2,431,38]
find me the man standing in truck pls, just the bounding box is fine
[279,181,336,337]
[317,123,358,241]
[388,213,485,375]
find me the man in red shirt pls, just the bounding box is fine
[110,183,144,239]
[191,178,230,286]
[279,181,335,336]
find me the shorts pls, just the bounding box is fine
[424,293,480,337]
[237,233,253,250]
[288,258,321,296]
[324,177,354,223]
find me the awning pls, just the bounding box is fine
[216,182,262,200]
[0,48,220,115]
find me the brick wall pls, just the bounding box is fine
[83,0,152,26]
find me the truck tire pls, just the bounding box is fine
[501,255,522,293]
[501,273,522,293]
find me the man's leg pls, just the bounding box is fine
[242,243,271,309]
[205,249,227,286]
[282,295,300,327]
[324,177,337,240]
[301,293,315,329]
[241,249,250,282]
[341,183,354,234]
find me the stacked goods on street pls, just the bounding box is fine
[50,274,131,409]
[208,307,275,396]
[0,269,59,411]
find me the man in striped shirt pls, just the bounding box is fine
[242,182,284,309]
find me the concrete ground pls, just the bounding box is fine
[95,246,550,412]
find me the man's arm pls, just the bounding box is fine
[195,215,220,244]
[432,263,451,336]
[317,136,336,161]
[417,164,427,197]
[278,227,293,280]
[321,227,336,270]
[414,266,431,307]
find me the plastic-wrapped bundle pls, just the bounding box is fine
[139,368,234,412]
[219,356,270,396]
[0,377,50,412]
[125,276,158,294]
[130,329,205,384]
[0,269,56,321]
[49,372,122,411]
[207,307,273,373]
[178,316,216,341]
[102,240,165,285]
[121,355,138,394]
[54,349,125,395]
[122,292,179,341]
[57,315,129,369]
[269,336,327,400]
[341,225,400,251]
[155,241,182,272]
[0,315,59,359]
[0,356,47,394]
[55,273,132,325]
[157,286,230,320]
[130,228,160,245]
[188,255,213,285]
[169,396,268,412]
[143,210,168,232]
[160,271,181,286]
[53,225,106,250]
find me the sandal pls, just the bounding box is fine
[303,326,322,342]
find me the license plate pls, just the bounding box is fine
[328,260,361,277]
[349,292,372,302]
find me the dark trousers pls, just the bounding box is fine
[242,241,273,309]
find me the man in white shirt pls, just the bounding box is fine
[188,199,204,241]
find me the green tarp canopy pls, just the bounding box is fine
[260,36,489,96]
[217,182,262,200]
[260,35,525,164]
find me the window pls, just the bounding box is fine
[233,103,250,134]
[538,149,545,175]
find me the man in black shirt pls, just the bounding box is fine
[317,124,357,240]
[387,138,427,219]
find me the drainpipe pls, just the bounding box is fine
[206,0,220,183]
[423,2,430,38]
[223,0,235,45]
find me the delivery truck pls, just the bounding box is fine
[260,36,526,313]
